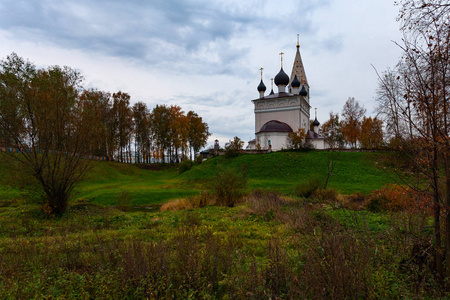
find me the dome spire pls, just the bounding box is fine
[257,67,266,98]
[279,52,284,68]
[290,34,309,96]
[270,78,274,95]
[313,107,320,133]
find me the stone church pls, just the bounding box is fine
[247,36,329,151]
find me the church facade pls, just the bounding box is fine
[248,37,329,151]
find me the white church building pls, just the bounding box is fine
[248,36,329,151]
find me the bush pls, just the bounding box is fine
[294,177,322,198]
[211,166,247,207]
[178,159,194,174]
[365,184,431,213]
[224,136,244,158]
[195,155,203,165]
[343,192,367,210]
[312,188,339,203]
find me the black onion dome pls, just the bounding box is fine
[257,120,293,133]
[257,80,266,92]
[313,117,320,126]
[269,89,274,95]
[299,85,308,96]
[291,74,301,88]
[274,68,290,86]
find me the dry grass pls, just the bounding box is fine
[160,191,214,211]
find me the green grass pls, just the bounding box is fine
[184,151,391,194]
[0,151,443,298]
[1,151,394,207]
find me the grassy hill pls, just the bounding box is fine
[183,150,391,194]
[1,151,394,206]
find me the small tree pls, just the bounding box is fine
[340,97,366,148]
[321,112,344,149]
[225,136,244,158]
[288,128,307,149]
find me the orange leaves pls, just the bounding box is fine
[360,116,384,149]
[367,184,432,213]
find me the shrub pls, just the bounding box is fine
[211,166,247,207]
[294,177,322,198]
[195,154,203,165]
[343,192,367,210]
[365,184,431,213]
[224,136,244,158]
[178,159,194,174]
[117,191,133,211]
[311,188,339,203]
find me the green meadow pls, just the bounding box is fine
[72,151,392,207]
[1,151,441,298]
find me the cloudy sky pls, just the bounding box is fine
[0,0,404,147]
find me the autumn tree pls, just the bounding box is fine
[79,89,111,157]
[132,101,151,164]
[359,116,384,149]
[376,0,450,282]
[187,111,211,160]
[288,128,307,149]
[0,53,92,215]
[112,92,132,162]
[151,104,171,162]
[340,97,366,148]
[321,112,344,149]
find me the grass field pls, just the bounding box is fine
[1,151,394,207]
[77,151,393,207]
[0,151,443,298]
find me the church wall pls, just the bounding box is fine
[256,132,291,151]
[255,110,301,133]
[310,139,329,150]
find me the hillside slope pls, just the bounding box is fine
[183,151,391,194]
[1,151,393,205]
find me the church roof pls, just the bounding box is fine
[312,117,320,126]
[274,67,290,86]
[306,130,326,140]
[257,120,293,134]
[257,79,266,92]
[290,43,308,88]
[291,74,301,88]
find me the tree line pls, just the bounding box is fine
[0,53,211,164]
[316,97,384,150]
[0,53,210,215]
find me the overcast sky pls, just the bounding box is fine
[0,0,404,148]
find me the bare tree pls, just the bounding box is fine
[0,53,92,215]
[377,0,450,282]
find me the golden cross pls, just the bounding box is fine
[260,67,263,80]
[279,52,284,67]
[297,34,300,47]
[270,78,274,89]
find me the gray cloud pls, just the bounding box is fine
[0,0,330,77]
